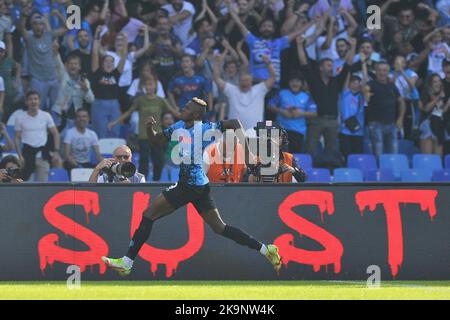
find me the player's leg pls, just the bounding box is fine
[102,184,186,275]
[195,187,282,273]
[125,193,176,260]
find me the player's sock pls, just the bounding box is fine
[126,216,154,260]
[122,256,134,268]
[221,225,263,251]
[260,244,268,256]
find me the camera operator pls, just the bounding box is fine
[89,145,146,183]
[0,155,23,183]
[248,121,307,183]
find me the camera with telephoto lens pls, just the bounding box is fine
[252,121,286,183]
[1,168,23,183]
[102,162,136,181]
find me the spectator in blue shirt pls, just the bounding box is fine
[66,2,101,52]
[227,2,314,87]
[267,72,317,153]
[339,75,369,159]
[167,54,213,113]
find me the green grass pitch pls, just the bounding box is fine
[0,281,449,300]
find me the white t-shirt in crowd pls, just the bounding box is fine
[0,75,4,92]
[63,127,99,164]
[223,82,269,137]
[14,110,55,148]
[162,1,196,47]
[428,42,450,77]
[105,51,137,87]
[127,78,166,98]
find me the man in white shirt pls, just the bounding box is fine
[14,91,61,182]
[162,0,196,48]
[213,53,275,137]
[63,108,103,176]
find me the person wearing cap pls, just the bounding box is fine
[339,73,370,160]
[267,72,317,153]
[18,10,68,112]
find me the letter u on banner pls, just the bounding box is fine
[130,192,205,277]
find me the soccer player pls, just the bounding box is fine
[102,97,282,275]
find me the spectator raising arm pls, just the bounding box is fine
[91,26,103,73]
[213,53,227,92]
[116,33,129,74]
[339,7,358,36]
[289,20,315,42]
[50,9,69,38]
[168,5,193,26]
[296,35,308,66]
[133,25,150,60]
[321,16,335,50]
[196,0,218,32]
[0,123,13,152]
[236,40,249,71]
[227,3,250,37]
[262,55,276,90]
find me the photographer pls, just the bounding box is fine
[248,122,306,183]
[0,155,23,183]
[89,145,145,183]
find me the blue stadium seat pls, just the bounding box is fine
[365,169,396,182]
[333,168,363,182]
[293,153,313,169]
[444,155,450,169]
[305,168,331,183]
[380,154,409,180]
[413,154,442,175]
[159,166,170,182]
[347,154,377,177]
[399,139,420,161]
[432,169,450,182]
[400,169,432,182]
[48,168,69,182]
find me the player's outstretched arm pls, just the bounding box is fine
[146,116,168,147]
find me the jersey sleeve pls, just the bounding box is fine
[163,121,184,141]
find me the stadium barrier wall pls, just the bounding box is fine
[0,183,448,281]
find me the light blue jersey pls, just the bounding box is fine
[269,90,316,135]
[339,89,366,136]
[163,120,222,186]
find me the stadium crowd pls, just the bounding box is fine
[0,0,449,183]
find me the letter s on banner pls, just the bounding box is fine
[38,191,109,274]
[130,192,205,277]
[274,191,344,273]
